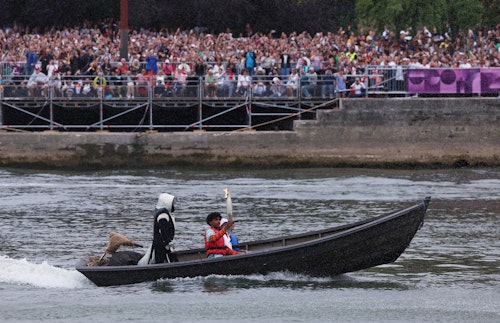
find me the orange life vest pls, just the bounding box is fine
[204,228,227,257]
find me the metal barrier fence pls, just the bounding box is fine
[2,66,497,132]
[1,73,340,132]
[0,67,408,100]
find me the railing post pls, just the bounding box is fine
[298,77,302,120]
[99,86,104,131]
[148,76,154,130]
[49,85,54,130]
[248,85,253,129]
[247,103,252,130]
[198,76,203,130]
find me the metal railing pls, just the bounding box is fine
[3,66,497,132]
[0,67,409,99]
[1,74,336,132]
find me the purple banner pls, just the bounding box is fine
[406,68,500,94]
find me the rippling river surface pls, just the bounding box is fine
[1,167,499,322]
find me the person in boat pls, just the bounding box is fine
[220,218,241,251]
[205,212,241,258]
[139,193,178,264]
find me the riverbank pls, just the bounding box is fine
[0,98,498,169]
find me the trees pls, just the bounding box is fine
[355,0,493,36]
[0,0,119,30]
[0,0,496,35]
[355,0,407,33]
[448,0,485,32]
[481,0,499,28]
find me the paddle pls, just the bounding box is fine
[224,187,233,222]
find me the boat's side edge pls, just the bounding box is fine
[75,198,431,286]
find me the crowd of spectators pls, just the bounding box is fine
[1,20,499,98]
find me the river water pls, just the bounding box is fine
[0,167,499,322]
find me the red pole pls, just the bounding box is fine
[119,0,129,60]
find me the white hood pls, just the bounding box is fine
[156,193,175,213]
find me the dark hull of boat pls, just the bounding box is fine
[76,197,430,286]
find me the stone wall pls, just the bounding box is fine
[0,98,498,168]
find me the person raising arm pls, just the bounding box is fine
[220,217,241,251]
[204,212,241,258]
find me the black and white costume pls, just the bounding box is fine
[139,193,177,264]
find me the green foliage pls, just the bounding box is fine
[448,0,484,31]
[355,0,406,31]
[0,0,119,29]
[355,0,493,35]
[0,0,495,35]
[481,0,499,28]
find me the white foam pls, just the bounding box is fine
[166,271,336,283]
[0,255,90,289]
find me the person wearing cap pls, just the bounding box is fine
[204,212,241,258]
[27,65,48,97]
[139,193,178,264]
[269,76,284,97]
[219,218,241,251]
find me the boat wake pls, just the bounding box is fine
[166,271,345,285]
[231,271,336,282]
[0,255,90,289]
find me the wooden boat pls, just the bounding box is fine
[76,197,430,286]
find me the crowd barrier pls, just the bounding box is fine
[0,70,395,100]
[1,67,498,132]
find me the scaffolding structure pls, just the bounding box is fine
[0,91,329,132]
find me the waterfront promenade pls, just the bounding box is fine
[0,97,498,168]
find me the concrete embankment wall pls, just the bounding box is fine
[0,98,498,168]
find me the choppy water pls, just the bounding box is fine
[0,167,499,322]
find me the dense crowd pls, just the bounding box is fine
[1,21,499,98]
